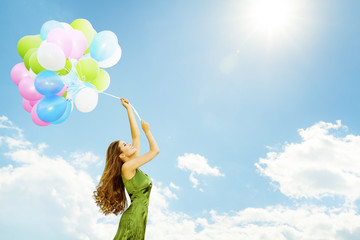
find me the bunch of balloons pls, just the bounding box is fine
[10,19,122,126]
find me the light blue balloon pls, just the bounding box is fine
[40,20,64,40]
[51,100,72,124]
[35,70,64,96]
[90,31,118,61]
[37,95,68,122]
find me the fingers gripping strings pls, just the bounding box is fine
[99,91,142,121]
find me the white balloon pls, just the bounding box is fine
[37,42,66,71]
[60,22,73,31]
[98,44,122,68]
[74,87,98,113]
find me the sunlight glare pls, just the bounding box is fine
[246,0,299,38]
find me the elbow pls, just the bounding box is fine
[133,134,140,139]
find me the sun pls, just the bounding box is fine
[244,0,301,39]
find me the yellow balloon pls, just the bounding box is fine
[91,69,110,92]
[24,48,38,70]
[17,35,42,59]
[75,57,99,82]
[29,52,46,74]
[55,59,72,76]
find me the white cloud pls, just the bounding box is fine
[170,182,180,190]
[0,115,30,149]
[0,117,117,240]
[255,120,360,201]
[148,197,360,240]
[177,153,224,189]
[150,181,179,201]
[1,117,360,240]
[70,151,101,169]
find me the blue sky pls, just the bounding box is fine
[1,0,360,239]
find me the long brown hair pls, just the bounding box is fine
[93,140,128,216]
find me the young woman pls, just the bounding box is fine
[93,98,160,240]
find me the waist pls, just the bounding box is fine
[129,200,150,210]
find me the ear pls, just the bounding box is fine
[119,153,125,159]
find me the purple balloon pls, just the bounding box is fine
[18,76,44,101]
[11,62,30,86]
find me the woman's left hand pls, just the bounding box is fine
[120,98,130,109]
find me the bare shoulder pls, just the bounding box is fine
[121,163,136,180]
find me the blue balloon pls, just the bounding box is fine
[40,20,64,40]
[51,100,72,124]
[35,71,64,96]
[37,95,68,122]
[90,31,118,61]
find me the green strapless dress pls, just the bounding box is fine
[113,168,152,240]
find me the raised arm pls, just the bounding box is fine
[121,98,140,157]
[122,120,159,172]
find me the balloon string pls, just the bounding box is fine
[99,91,142,121]
[130,104,142,121]
[99,91,121,99]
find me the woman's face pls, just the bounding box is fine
[118,140,136,161]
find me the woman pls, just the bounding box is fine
[93,97,160,240]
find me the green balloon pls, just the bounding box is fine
[70,19,96,49]
[56,59,72,76]
[24,48,38,70]
[29,52,46,74]
[75,57,99,82]
[91,69,110,92]
[84,46,90,55]
[17,35,42,59]
[83,29,96,55]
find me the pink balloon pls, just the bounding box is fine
[31,102,50,126]
[56,84,68,96]
[18,76,43,101]
[69,29,87,60]
[30,100,38,107]
[22,98,33,113]
[11,62,30,85]
[47,28,73,58]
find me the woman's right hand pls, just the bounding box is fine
[120,98,130,109]
[141,120,150,133]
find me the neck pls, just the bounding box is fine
[122,155,136,163]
